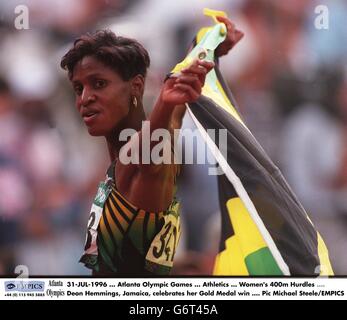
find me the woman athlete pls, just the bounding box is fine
[61,16,243,276]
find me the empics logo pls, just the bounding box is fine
[5,281,45,292]
[6,283,16,290]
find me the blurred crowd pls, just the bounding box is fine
[0,0,346,275]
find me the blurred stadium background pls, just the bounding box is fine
[0,0,346,275]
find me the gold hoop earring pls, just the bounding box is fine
[133,96,138,108]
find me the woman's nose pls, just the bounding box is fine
[80,88,96,107]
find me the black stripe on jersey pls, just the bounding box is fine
[112,187,138,214]
[102,210,121,254]
[108,193,132,223]
[105,201,125,235]
[98,226,114,259]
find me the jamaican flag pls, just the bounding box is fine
[171,10,333,276]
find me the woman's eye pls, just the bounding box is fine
[74,85,83,96]
[94,79,107,89]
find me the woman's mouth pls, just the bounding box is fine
[83,111,99,125]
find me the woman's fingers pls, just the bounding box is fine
[182,59,214,73]
[216,15,229,25]
[181,59,214,83]
[164,60,214,105]
[173,83,200,101]
[215,16,244,57]
[175,74,202,94]
[216,16,236,36]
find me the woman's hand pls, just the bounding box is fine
[215,16,244,57]
[161,59,215,107]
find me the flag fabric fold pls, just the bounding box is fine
[172,18,334,276]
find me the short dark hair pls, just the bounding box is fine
[60,30,150,81]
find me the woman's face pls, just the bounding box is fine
[71,55,131,136]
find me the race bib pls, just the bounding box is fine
[145,202,181,268]
[80,179,112,265]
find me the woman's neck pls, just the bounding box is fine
[106,105,146,162]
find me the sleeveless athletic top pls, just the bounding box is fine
[80,162,181,276]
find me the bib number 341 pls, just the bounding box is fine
[146,214,181,268]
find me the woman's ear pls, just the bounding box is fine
[130,75,145,98]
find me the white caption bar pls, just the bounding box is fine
[0,278,346,300]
